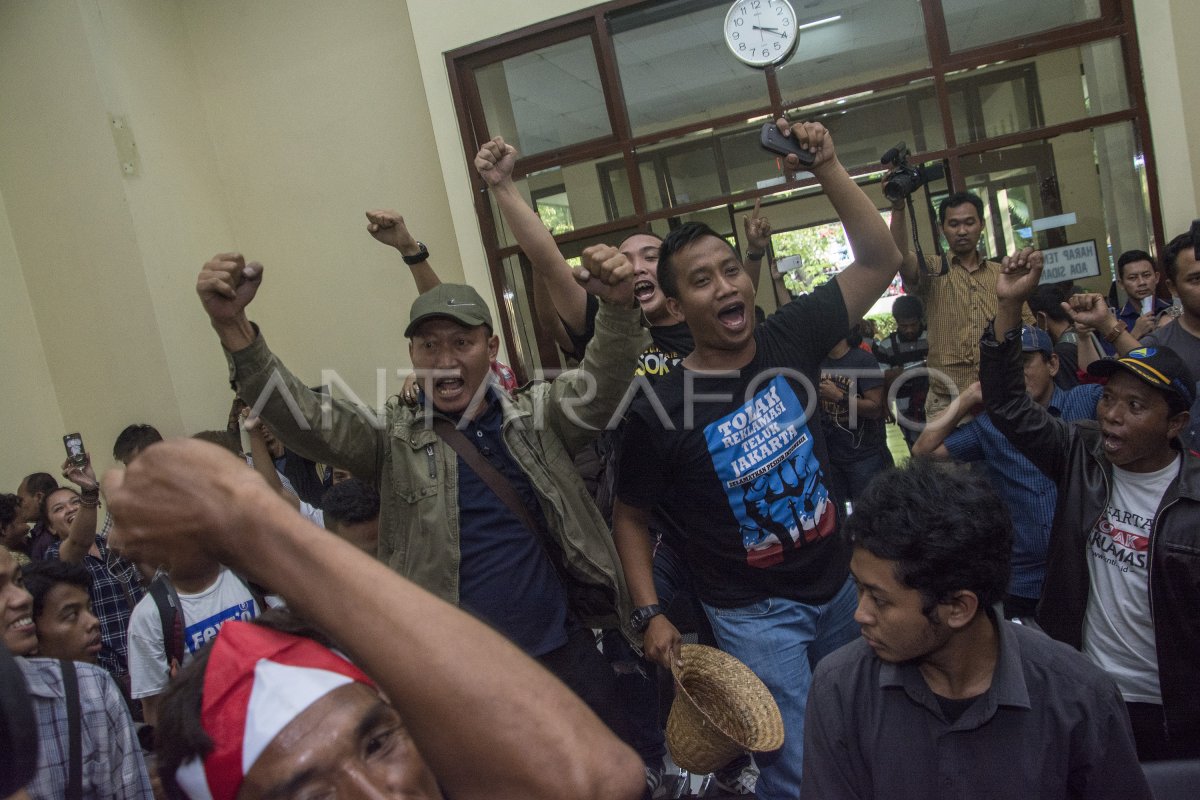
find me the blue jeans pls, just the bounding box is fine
[703,577,859,800]
[827,448,892,505]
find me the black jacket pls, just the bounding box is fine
[980,323,1200,741]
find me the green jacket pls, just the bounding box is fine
[225,300,649,642]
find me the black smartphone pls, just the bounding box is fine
[760,122,815,168]
[63,432,87,467]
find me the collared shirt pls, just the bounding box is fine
[911,252,1033,394]
[47,512,144,680]
[1117,297,1171,333]
[18,657,154,800]
[944,383,1102,599]
[802,620,1150,800]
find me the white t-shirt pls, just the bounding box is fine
[1082,456,1180,704]
[127,568,263,699]
[300,501,324,528]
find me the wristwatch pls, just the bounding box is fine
[630,604,663,633]
[402,241,429,266]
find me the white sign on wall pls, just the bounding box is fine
[1038,240,1101,284]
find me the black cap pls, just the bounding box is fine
[1087,346,1196,410]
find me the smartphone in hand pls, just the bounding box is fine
[760,122,815,168]
[63,432,87,467]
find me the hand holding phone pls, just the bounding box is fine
[760,122,815,168]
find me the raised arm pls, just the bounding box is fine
[196,253,384,482]
[58,457,100,563]
[547,244,649,453]
[104,440,644,800]
[774,120,902,323]
[888,197,922,290]
[1065,293,1141,359]
[241,411,301,511]
[742,197,771,289]
[981,249,1074,480]
[365,210,441,293]
[476,137,589,340]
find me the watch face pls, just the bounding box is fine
[724,0,799,68]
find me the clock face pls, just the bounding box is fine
[724,0,799,68]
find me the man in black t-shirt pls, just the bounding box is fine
[820,325,891,503]
[873,294,929,448]
[612,120,902,800]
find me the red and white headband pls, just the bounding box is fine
[173,621,374,800]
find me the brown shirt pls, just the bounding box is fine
[908,251,1032,395]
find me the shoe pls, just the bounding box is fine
[646,765,670,799]
[711,762,759,795]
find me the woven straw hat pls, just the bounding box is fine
[665,644,784,773]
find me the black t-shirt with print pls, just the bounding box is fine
[640,322,692,377]
[617,279,851,608]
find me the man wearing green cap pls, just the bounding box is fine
[195,245,647,742]
[981,252,1200,761]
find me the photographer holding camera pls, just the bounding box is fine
[885,148,1035,421]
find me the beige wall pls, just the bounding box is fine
[0,0,456,491]
[1137,0,1200,235]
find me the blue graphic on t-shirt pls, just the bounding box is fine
[703,376,835,568]
[185,601,258,654]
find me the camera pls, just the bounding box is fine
[880,143,944,203]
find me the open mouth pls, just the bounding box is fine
[7,616,34,636]
[717,301,747,331]
[65,510,78,526]
[633,280,656,302]
[434,376,465,398]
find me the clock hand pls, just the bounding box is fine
[752,26,787,37]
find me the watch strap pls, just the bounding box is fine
[402,242,429,266]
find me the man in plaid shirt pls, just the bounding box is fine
[2,545,153,799]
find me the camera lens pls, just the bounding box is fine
[884,171,919,203]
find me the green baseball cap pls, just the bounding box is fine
[404,283,493,338]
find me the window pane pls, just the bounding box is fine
[947,39,1129,145]
[774,0,929,108]
[630,120,789,212]
[488,157,634,248]
[498,255,541,374]
[611,0,771,137]
[943,0,1102,52]
[474,37,611,157]
[956,123,1151,286]
[788,78,946,173]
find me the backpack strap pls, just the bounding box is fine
[431,417,541,536]
[148,575,185,674]
[430,417,571,587]
[59,659,83,800]
[234,573,271,615]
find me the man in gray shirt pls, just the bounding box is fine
[801,459,1149,800]
[1141,228,1200,447]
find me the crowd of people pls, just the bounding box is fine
[2,117,1198,800]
